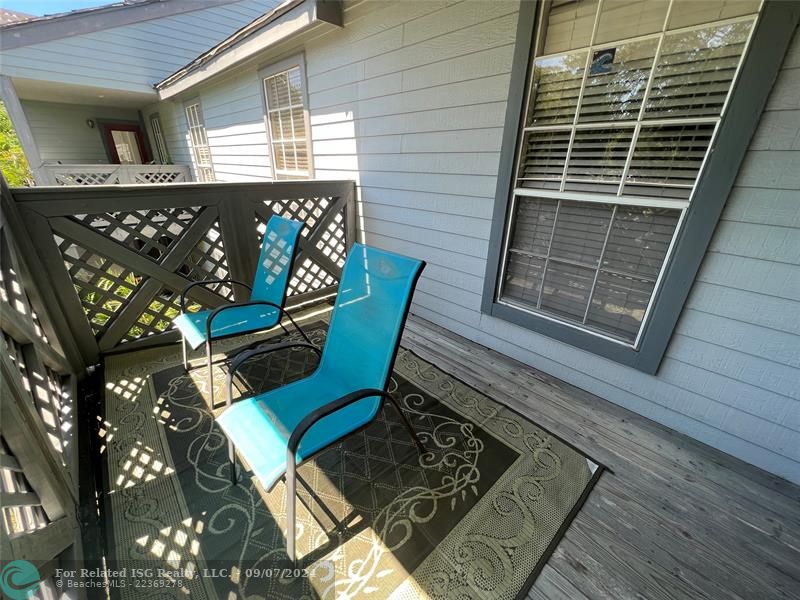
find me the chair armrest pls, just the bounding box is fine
[206,300,315,347]
[287,388,391,456]
[180,279,252,312]
[226,341,322,408]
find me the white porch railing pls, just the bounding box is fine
[40,164,192,186]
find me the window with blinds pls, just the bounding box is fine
[499,0,760,346]
[184,102,215,182]
[263,65,311,179]
[150,114,170,164]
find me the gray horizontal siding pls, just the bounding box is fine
[21,100,140,163]
[302,1,800,483]
[146,71,272,182]
[0,0,280,93]
[201,70,272,182]
[154,0,799,483]
[143,100,193,172]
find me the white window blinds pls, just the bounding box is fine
[185,103,215,182]
[500,0,760,345]
[263,66,310,180]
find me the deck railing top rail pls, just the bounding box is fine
[6,180,357,364]
[39,164,192,186]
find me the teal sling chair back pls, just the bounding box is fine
[174,215,308,404]
[217,244,427,563]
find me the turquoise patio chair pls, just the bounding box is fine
[174,215,308,403]
[217,243,427,563]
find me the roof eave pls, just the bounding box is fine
[155,0,342,100]
[0,0,241,51]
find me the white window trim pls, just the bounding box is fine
[183,99,215,182]
[148,113,170,164]
[259,53,314,180]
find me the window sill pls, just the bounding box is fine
[485,300,662,374]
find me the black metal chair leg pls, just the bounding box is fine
[286,450,297,564]
[228,439,237,486]
[182,334,189,370]
[206,339,214,406]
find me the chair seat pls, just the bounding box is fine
[217,371,381,491]
[174,304,281,350]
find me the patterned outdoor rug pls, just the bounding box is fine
[101,321,602,599]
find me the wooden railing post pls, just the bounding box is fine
[118,166,132,184]
[218,199,258,302]
[1,179,89,371]
[1,175,85,580]
[21,211,100,366]
[344,181,358,249]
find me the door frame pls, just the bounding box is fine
[97,119,151,164]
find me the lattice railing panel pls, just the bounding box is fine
[256,195,347,297]
[43,164,192,186]
[0,233,51,345]
[30,308,49,344]
[45,367,72,458]
[0,259,25,315]
[178,220,234,300]
[122,286,205,343]
[133,170,188,184]
[255,214,337,297]
[268,196,336,237]
[289,257,338,295]
[2,183,92,571]
[316,209,347,269]
[53,170,119,186]
[3,332,70,463]
[0,437,49,537]
[54,234,145,337]
[3,332,32,395]
[13,181,354,354]
[72,207,202,263]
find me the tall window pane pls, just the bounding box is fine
[150,115,170,164]
[499,0,760,345]
[184,103,214,182]
[263,65,310,180]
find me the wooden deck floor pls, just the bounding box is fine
[401,315,800,600]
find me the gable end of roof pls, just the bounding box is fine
[0,0,242,51]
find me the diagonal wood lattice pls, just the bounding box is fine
[17,182,357,357]
[53,170,118,186]
[51,207,226,347]
[2,181,86,563]
[54,233,147,338]
[16,181,356,364]
[123,286,206,343]
[71,207,203,263]
[178,220,234,301]
[258,196,347,296]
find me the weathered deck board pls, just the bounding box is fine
[401,315,800,600]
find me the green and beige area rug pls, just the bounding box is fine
[101,322,602,599]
